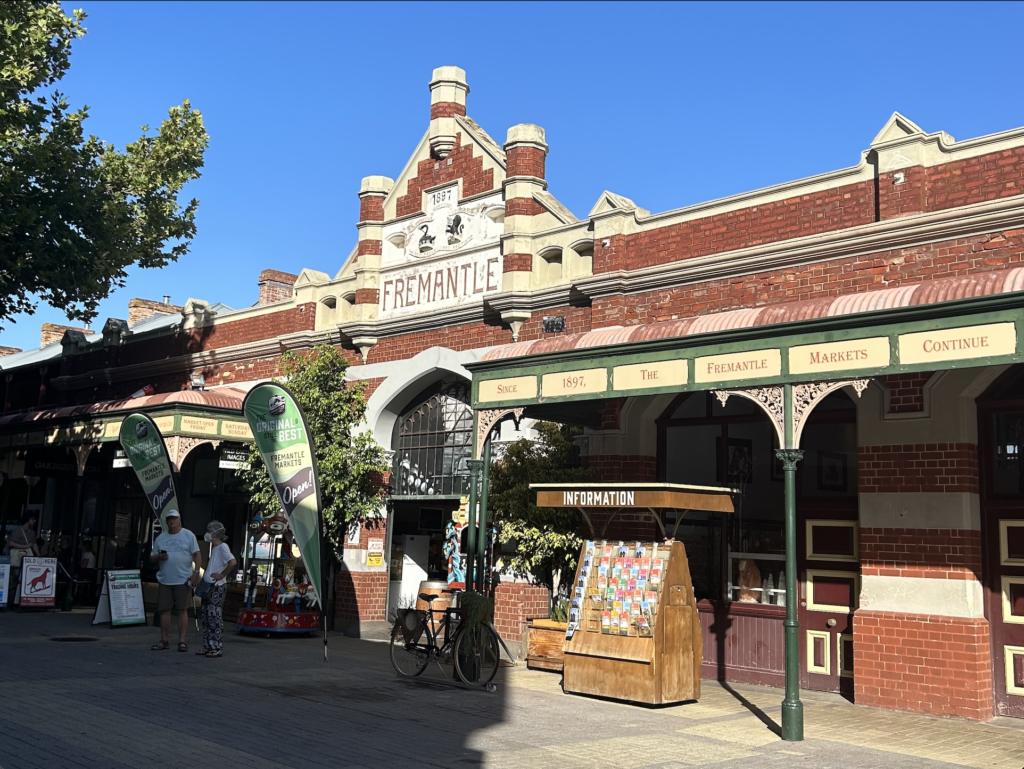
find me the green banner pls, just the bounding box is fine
[242,383,324,609]
[118,414,179,528]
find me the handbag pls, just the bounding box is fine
[194,578,213,600]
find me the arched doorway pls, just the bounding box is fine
[658,388,859,693]
[388,379,473,611]
[978,366,1024,717]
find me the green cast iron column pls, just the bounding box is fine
[778,382,804,741]
[466,459,483,592]
[477,438,492,593]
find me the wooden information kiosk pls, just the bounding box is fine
[531,483,736,705]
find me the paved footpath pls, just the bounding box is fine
[0,610,1021,769]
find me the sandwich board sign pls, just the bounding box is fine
[19,557,57,608]
[93,570,147,627]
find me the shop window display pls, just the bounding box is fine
[658,391,857,603]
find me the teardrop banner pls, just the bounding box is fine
[242,382,328,660]
[118,414,180,528]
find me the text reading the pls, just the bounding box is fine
[613,360,688,391]
[898,322,1017,365]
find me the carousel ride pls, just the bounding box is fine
[235,512,322,636]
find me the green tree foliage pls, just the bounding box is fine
[488,421,594,590]
[0,2,209,326]
[238,345,390,561]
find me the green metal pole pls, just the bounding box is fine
[778,382,804,742]
[465,460,483,592]
[63,476,85,612]
[477,438,492,593]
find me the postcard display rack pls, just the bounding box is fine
[563,540,702,705]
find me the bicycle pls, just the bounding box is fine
[389,590,501,688]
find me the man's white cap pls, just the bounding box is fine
[165,510,180,518]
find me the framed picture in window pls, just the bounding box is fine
[717,437,753,485]
[817,451,848,492]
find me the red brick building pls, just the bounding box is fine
[2,66,1024,720]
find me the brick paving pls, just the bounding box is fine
[0,610,1021,769]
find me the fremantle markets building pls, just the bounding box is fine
[1,66,1024,722]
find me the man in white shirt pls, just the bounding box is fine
[149,510,201,652]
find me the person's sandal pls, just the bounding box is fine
[177,642,188,652]
[195,647,210,656]
[205,649,222,658]
[151,641,170,651]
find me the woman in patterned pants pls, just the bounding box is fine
[199,522,236,658]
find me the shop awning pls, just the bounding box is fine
[0,387,252,449]
[468,268,1024,410]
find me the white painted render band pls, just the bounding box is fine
[859,492,981,531]
[859,574,984,619]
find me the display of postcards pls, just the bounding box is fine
[601,611,611,634]
[646,591,658,612]
[627,578,637,591]
[569,607,580,623]
[582,554,592,568]
[570,595,582,609]
[618,611,631,635]
[591,592,604,607]
[638,568,649,581]
[650,568,662,586]
[565,621,578,640]
[637,579,647,592]
[630,601,641,617]
[637,617,652,637]
[585,540,595,553]
[614,557,624,570]
[601,545,612,557]
[630,566,639,580]
[598,563,608,576]
[600,556,610,568]
[623,557,632,569]
[597,575,607,590]
[653,558,665,572]
[612,599,622,612]
[611,566,621,580]
[605,586,616,601]
[633,541,642,556]
[633,590,644,604]
[610,612,619,632]
[574,586,585,598]
[577,575,587,588]
[640,557,650,569]
[617,543,628,558]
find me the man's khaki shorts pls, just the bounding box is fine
[157,583,191,612]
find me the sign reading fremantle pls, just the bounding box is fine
[475,318,1021,405]
[119,414,180,527]
[379,185,504,319]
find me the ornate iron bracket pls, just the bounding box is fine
[475,407,525,458]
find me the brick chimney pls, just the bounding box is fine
[41,323,91,347]
[0,346,22,357]
[128,298,183,326]
[429,66,468,159]
[258,269,299,305]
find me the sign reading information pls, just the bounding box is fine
[695,349,782,384]
[898,322,1016,365]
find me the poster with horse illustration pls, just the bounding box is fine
[20,557,57,608]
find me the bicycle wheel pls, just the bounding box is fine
[453,622,500,686]
[390,611,430,677]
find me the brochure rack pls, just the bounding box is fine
[562,540,702,705]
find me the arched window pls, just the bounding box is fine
[392,381,473,497]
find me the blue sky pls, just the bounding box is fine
[4,1,1023,350]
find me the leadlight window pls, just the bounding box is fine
[392,381,473,497]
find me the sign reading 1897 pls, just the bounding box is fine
[429,187,455,209]
[541,369,608,397]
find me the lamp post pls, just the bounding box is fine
[465,460,483,592]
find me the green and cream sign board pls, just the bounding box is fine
[242,383,324,607]
[118,414,180,528]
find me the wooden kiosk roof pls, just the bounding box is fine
[530,482,737,514]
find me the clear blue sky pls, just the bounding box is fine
[3,1,1022,351]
